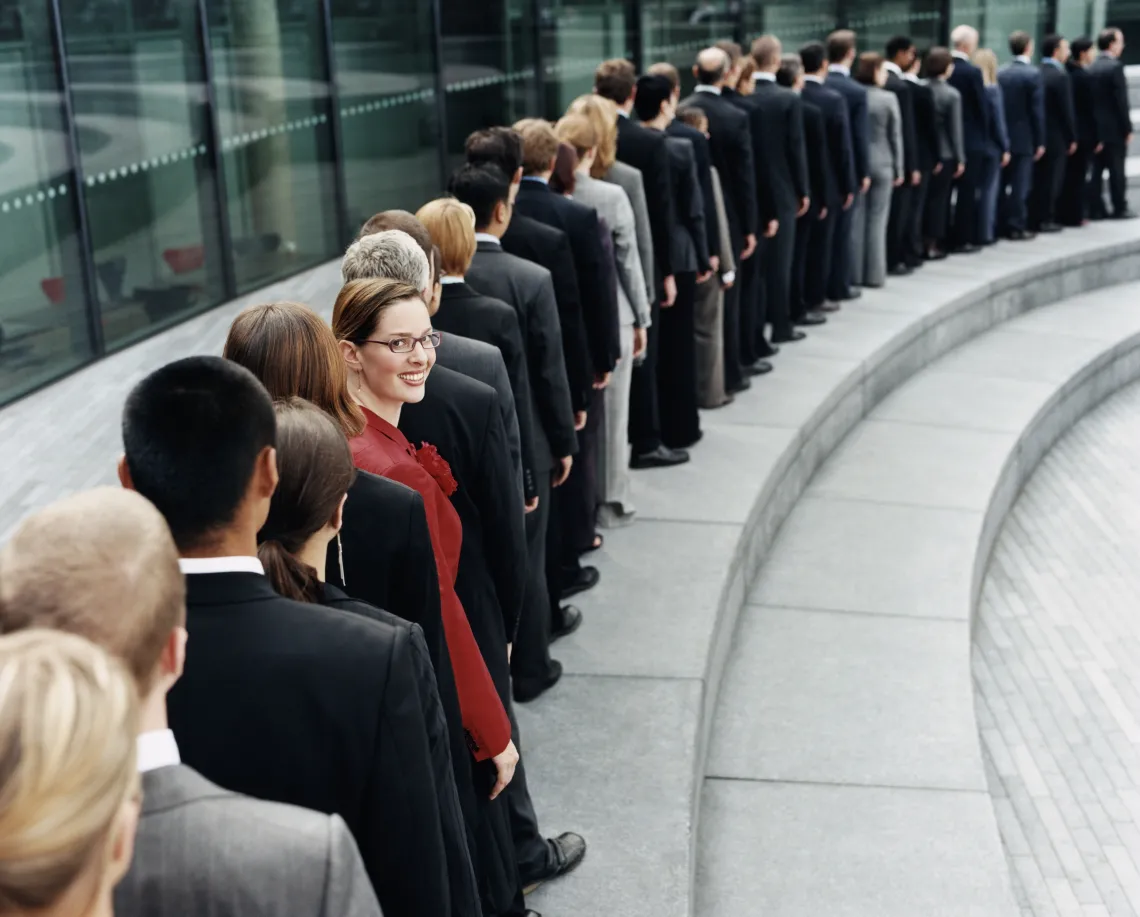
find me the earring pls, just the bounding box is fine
[337,532,346,586]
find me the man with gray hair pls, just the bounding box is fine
[342,229,431,292]
[947,24,991,250]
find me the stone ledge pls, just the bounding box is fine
[521,223,1140,917]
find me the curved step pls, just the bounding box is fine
[696,281,1140,915]
[519,223,1140,917]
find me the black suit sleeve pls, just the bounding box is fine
[852,92,870,180]
[805,110,828,203]
[391,492,444,666]
[899,84,918,175]
[1113,62,1131,140]
[789,98,809,200]
[646,137,676,279]
[545,233,592,413]
[573,207,620,375]
[834,102,857,196]
[528,272,578,459]
[694,135,719,260]
[1061,74,1078,145]
[974,70,991,146]
[492,308,538,502]
[681,150,710,270]
[731,112,758,237]
[750,110,778,221]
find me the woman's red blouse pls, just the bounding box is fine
[350,406,510,761]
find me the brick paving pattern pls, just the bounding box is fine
[975,379,1140,917]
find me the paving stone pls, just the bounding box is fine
[871,370,1056,433]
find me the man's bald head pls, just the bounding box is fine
[0,488,185,695]
[694,47,729,85]
[751,35,783,70]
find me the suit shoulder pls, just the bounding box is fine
[352,468,419,511]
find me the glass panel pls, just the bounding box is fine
[329,0,441,232]
[950,0,1051,58]
[541,0,633,116]
[847,0,943,53]
[742,0,840,52]
[206,0,340,293]
[1055,0,1095,40]
[0,0,92,404]
[643,0,738,96]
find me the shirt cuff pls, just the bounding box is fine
[721,270,736,285]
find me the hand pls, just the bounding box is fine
[843,193,854,210]
[1127,134,1133,147]
[592,372,611,390]
[553,455,573,487]
[764,219,778,238]
[632,326,647,358]
[911,170,922,186]
[861,176,871,193]
[507,643,512,662]
[741,233,757,259]
[524,496,539,514]
[954,162,965,178]
[1068,142,1077,155]
[573,410,587,431]
[489,740,519,800]
[720,276,734,289]
[818,206,828,220]
[797,196,810,217]
[1096,142,1105,153]
[893,176,904,187]
[709,254,720,272]
[932,161,943,175]
[663,274,677,307]
[1001,152,1011,168]
[697,269,714,283]
[1034,145,1045,161]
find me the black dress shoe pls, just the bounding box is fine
[522,832,588,894]
[513,659,563,703]
[630,444,690,469]
[1038,221,1063,233]
[841,288,862,300]
[771,329,806,344]
[819,300,841,312]
[888,263,913,276]
[561,565,599,600]
[1113,209,1139,220]
[949,243,981,254]
[725,377,752,394]
[925,248,948,260]
[1008,229,1036,241]
[551,605,583,642]
[794,311,827,326]
[755,341,779,358]
[744,360,769,376]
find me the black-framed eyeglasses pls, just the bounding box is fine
[356,331,442,354]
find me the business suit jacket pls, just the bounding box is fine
[467,239,577,470]
[803,78,856,203]
[909,77,941,172]
[171,572,470,917]
[1041,61,1077,155]
[662,135,709,274]
[1068,61,1100,146]
[947,53,991,153]
[997,61,1045,155]
[116,764,383,917]
[985,83,1011,154]
[434,332,526,499]
[867,86,905,182]
[681,87,758,243]
[513,179,621,375]
[801,99,835,209]
[500,212,592,412]
[884,68,919,177]
[668,119,719,262]
[616,113,677,280]
[826,68,871,182]
[1089,53,1131,145]
[604,160,655,318]
[931,79,965,163]
[745,78,810,219]
[433,282,537,499]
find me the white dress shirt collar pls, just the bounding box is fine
[617,108,629,118]
[521,175,548,185]
[754,71,776,82]
[440,276,464,284]
[883,60,902,76]
[902,73,920,83]
[694,84,722,95]
[1043,57,1063,68]
[474,232,500,246]
[804,74,824,84]
[179,556,264,576]
[828,64,850,77]
[952,49,970,61]
[137,729,181,773]
[1013,55,1032,64]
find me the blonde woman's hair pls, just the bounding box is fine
[554,113,598,162]
[416,198,477,276]
[567,94,619,177]
[0,629,139,912]
[973,47,999,85]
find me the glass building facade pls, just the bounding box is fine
[0,0,1106,406]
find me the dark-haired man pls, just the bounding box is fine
[118,356,484,917]
[1060,37,1101,225]
[883,36,922,274]
[1089,27,1135,219]
[904,50,941,264]
[1032,34,1077,232]
[682,46,760,392]
[997,31,1045,239]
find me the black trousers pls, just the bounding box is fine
[804,206,836,309]
[924,160,956,245]
[827,199,854,300]
[1059,141,1094,225]
[999,153,1034,234]
[721,235,745,391]
[1030,147,1067,228]
[762,208,797,342]
[506,705,554,904]
[1092,142,1128,216]
[791,212,812,319]
[950,154,984,247]
[628,295,662,455]
[657,270,701,449]
[907,171,931,262]
[511,470,556,686]
[557,387,602,594]
[737,240,763,367]
[887,181,912,269]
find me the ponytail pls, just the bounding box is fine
[257,539,324,604]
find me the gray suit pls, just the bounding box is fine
[854,86,904,287]
[116,764,382,917]
[931,80,965,163]
[695,167,733,408]
[603,160,654,323]
[434,333,523,499]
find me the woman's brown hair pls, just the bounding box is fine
[256,398,357,604]
[223,302,365,438]
[567,94,618,177]
[548,142,579,195]
[854,51,884,85]
[415,198,477,275]
[332,278,425,347]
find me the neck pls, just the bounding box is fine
[354,382,401,426]
[646,115,669,130]
[296,533,330,583]
[618,98,634,114]
[533,171,552,182]
[478,223,505,239]
[181,528,258,560]
[138,687,169,735]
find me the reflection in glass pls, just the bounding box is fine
[742,0,839,51]
[0,0,91,404]
[330,0,441,230]
[847,0,942,53]
[206,0,340,292]
[643,0,738,96]
[58,0,227,352]
[541,0,633,115]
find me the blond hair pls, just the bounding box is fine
[972,47,999,85]
[0,629,139,912]
[512,118,561,175]
[415,198,477,276]
[0,488,185,695]
[554,113,598,162]
[566,94,618,177]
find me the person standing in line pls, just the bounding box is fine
[853,52,904,287]
[946,25,991,252]
[997,31,1046,240]
[974,48,1011,245]
[924,48,966,259]
[882,36,922,276]
[1060,37,1101,225]
[1088,27,1136,219]
[1032,34,1077,232]
[903,51,941,266]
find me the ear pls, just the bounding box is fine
[117,455,134,491]
[107,793,141,888]
[256,445,279,500]
[546,156,557,173]
[331,493,348,534]
[157,624,188,689]
[512,166,523,186]
[495,199,510,225]
[339,338,363,374]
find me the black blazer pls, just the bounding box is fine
[803,78,856,200]
[801,99,834,213]
[171,572,473,917]
[1041,62,1077,154]
[998,61,1045,155]
[513,180,620,376]
[909,78,941,172]
[680,88,757,242]
[616,114,676,279]
[466,240,578,469]
[825,70,870,181]
[500,213,592,412]
[667,119,718,260]
[884,69,919,176]
[664,134,711,273]
[433,281,537,497]
[1067,61,1100,146]
[745,79,809,218]
[1089,54,1131,145]
[946,54,991,153]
